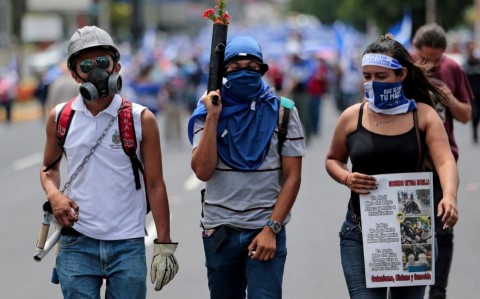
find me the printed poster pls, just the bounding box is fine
[360,172,435,288]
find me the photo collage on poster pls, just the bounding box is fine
[397,189,434,273]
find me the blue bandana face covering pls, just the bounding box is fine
[364,81,417,115]
[187,75,279,171]
[187,36,279,171]
[225,70,264,101]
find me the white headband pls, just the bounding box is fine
[362,53,403,69]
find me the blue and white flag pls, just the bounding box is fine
[389,9,412,50]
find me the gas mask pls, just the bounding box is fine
[79,67,122,101]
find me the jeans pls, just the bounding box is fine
[56,234,147,299]
[202,226,287,299]
[309,95,323,136]
[471,92,480,142]
[429,172,454,299]
[0,99,12,123]
[339,212,426,299]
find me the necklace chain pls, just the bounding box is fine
[371,111,398,126]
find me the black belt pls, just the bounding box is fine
[61,227,83,236]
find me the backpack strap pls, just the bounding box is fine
[43,98,76,172]
[278,96,294,154]
[57,98,76,149]
[118,98,144,190]
[118,98,150,213]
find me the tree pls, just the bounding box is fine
[289,0,473,33]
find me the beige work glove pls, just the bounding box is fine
[150,240,179,291]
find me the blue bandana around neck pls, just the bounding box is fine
[187,77,279,171]
[364,81,417,115]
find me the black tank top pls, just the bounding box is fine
[346,103,427,218]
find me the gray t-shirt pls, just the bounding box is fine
[192,107,306,229]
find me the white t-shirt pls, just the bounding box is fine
[56,95,147,240]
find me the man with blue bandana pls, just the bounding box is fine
[188,35,305,298]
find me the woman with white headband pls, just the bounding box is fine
[325,34,459,298]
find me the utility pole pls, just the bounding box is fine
[131,0,143,52]
[0,0,13,38]
[11,0,26,41]
[97,0,111,32]
[476,0,480,47]
[426,0,436,24]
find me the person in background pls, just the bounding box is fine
[283,51,313,143]
[40,25,178,298]
[0,67,17,124]
[129,64,163,116]
[265,59,285,94]
[337,52,364,112]
[325,34,459,298]
[413,23,473,299]
[306,55,329,136]
[46,60,80,110]
[163,60,189,147]
[463,40,480,144]
[35,64,63,120]
[188,35,305,298]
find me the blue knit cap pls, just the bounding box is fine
[224,36,269,74]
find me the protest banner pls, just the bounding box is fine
[360,172,434,288]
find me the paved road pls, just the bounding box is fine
[0,98,478,298]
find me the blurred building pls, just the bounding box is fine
[1,0,290,45]
[1,0,289,70]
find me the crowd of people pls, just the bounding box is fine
[2,23,366,143]
[0,17,473,299]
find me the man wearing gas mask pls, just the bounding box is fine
[40,26,178,298]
